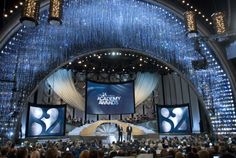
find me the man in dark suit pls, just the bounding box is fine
[126,124,132,141]
[117,125,123,142]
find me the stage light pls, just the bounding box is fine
[20,0,40,27]
[211,12,226,34]
[4,14,8,18]
[10,10,13,13]
[19,2,23,5]
[15,5,18,8]
[48,0,63,25]
[97,56,101,59]
[184,11,198,38]
[78,61,81,64]
[112,52,116,56]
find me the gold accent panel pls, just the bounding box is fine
[184,11,197,33]
[20,0,40,26]
[212,12,226,34]
[48,0,63,24]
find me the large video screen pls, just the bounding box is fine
[86,81,135,115]
[157,105,191,134]
[26,104,66,137]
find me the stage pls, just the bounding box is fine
[68,120,156,143]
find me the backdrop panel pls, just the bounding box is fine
[26,104,66,137]
[157,104,191,134]
[86,81,135,115]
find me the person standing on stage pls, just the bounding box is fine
[118,125,123,142]
[126,124,132,141]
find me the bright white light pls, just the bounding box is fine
[161,108,169,118]
[30,107,43,119]
[9,132,14,136]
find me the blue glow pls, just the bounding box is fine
[0,0,235,137]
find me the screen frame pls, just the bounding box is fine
[26,103,67,138]
[85,80,136,115]
[156,104,192,134]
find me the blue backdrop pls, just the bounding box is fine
[86,81,135,115]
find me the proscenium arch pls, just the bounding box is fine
[29,48,208,107]
[0,0,235,140]
[30,48,212,132]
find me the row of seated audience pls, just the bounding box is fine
[66,114,153,127]
[1,134,236,158]
[123,114,153,124]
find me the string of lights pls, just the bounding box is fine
[2,0,216,27]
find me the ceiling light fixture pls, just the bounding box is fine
[48,0,62,25]
[183,10,235,41]
[20,0,40,27]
